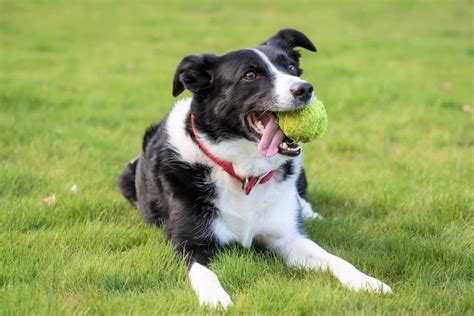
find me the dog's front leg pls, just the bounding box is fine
[188,260,232,309]
[268,235,392,293]
[166,203,232,308]
[176,243,232,309]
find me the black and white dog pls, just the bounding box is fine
[119,29,391,308]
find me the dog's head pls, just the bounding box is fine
[173,28,317,159]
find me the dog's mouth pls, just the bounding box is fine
[246,112,301,157]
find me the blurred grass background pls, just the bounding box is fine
[1,0,473,314]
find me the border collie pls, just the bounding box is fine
[119,28,392,309]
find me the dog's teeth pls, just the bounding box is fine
[281,142,288,149]
[256,120,264,130]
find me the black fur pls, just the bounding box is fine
[129,115,220,265]
[297,168,308,198]
[262,28,317,52]
[172,54,218,97]
[119,158,139,205]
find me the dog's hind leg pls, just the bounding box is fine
[298,195,323,220]
[297,168,323,220]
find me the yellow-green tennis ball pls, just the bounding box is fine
[277,99,328,143]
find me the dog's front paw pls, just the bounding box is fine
[339,270,392,294]
[189,262,233,309]
[197,286,233,309]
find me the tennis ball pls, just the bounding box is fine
[277,99,328,143]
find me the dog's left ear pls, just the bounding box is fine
[261,28,317,52]
[172,53,217,97]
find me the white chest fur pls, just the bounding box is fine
[166,98,302,248]
[211,168,300,248]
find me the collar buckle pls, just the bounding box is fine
[242,177,250,192]
[242,170,273,195]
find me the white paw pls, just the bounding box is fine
[329,256,392,294]
[197,286,233,309]
[189,262,233,309]
[299,197,323,220]
[339,270,392,294]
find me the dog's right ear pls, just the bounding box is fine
[172,54,217,97]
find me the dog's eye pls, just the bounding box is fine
[243,71,257,81]
[287,64,297,74]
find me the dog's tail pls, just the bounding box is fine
[119,157,139,206]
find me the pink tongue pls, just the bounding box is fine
[257,113,285,157]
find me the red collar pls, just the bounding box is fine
[190,113,274,195]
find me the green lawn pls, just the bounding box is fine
[1,0,473,314]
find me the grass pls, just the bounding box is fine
[0,0,473,314]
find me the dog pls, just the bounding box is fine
[119,28,392,309]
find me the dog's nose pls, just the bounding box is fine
[290,82,313,102]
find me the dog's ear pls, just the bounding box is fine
[261,28,317,52]
[172,54,217,97]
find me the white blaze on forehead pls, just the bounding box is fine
[250,48,307,109]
